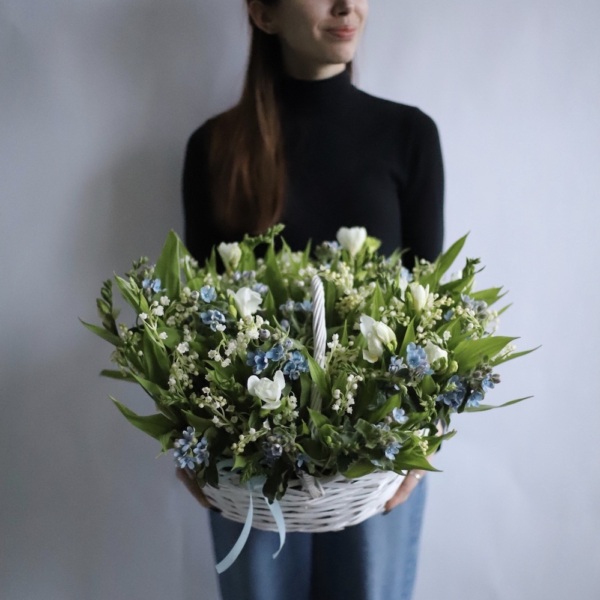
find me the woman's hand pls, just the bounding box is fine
[384,470,425,512]
[175,468,214,509]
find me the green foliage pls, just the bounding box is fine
[111,398,175,439]
[84,225,535,502]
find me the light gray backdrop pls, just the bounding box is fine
[2,1,599,599]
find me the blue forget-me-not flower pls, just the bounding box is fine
[173,427,210,469]
[388,355,405,374]
[200,309,226,331]
[246,350,269,374]
[200,285,217,303]
[466,390,484,408]
[437,375,467,410]
[406,342,434,379]
[142,278,162,294]
[283,350,309,380]
[392,407,408,424]
[384,441,402,460]
[266,344,285,361]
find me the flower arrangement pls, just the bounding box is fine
[83,225,532,503]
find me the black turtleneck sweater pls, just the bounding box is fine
[182,67,444,267]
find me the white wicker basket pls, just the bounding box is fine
[203,275,404,533]
[203,468,404,533]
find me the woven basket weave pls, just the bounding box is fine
[203,469,403,533]
[203,275,404,533]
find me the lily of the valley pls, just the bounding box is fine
[336,226,367,258]
[359,314,397,363]
[217,242,242,269]
[228,287,262,318]
[247,370,286,410]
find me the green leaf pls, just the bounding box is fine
[80,319,122,347]
[368,393,401,423]
[114,275,143,313]
[100,369,135,382]
[308,408,329,429]
[433,234,468,283]
[324,279,337,325]
[421,375,437,396]
[262,289,277,316]
[470,287,507,306]
[264,244,287,306]
[183,411,214,433]
[490,345,540,366]
[131,372,168,402]
[453,336,518,372]
[369,283,386,318]
[464,396,532,412]
[497,303,513,316]
[111,397,175,439]
[394,452,439,472]
[398,320,416,358]
[157,431,174,453]
[342,459,377,478]
[307,355,330,400]
[233,455,247,469]
[154,230,185,298]
[299,372,312,408]
[141,323,170,385]
[298,439,328,462]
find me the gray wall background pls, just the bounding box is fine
[2,1,599,598]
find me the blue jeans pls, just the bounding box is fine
[209,477,427,600]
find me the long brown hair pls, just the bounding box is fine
[209,0,354,235]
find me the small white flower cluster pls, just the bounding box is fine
[452,296,499,340]
[415,295,450,340]
[271,393,300,426]
[236,314,271,347]
[231,426,264,454]
[193,386,233,430]
[331,373,363,414]
[318,261,354,295]
[167,347,200,394]
[161,286,201,328]
[335,283,374,318]
[377,296,410,328]
[325,333,357,368]
[298,265,318,279]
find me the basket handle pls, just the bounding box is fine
[309,275,326,412]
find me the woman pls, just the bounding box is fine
[180,1,444,599]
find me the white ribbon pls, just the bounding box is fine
[214,478,287,573]
[215,488,254,574]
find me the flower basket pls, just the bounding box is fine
[83,224,535,569]
[203,468,403,533]
[202,274,404,532]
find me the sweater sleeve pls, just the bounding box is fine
[400,109,445,268]
[181,118,222,264]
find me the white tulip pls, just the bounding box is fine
[228,287,262,318]
[408,282,431,313]
[336,226,367,258]
[423,341,448,371]
[359,314,397,363]
[217,242,242,269]
[247,370,286,410]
